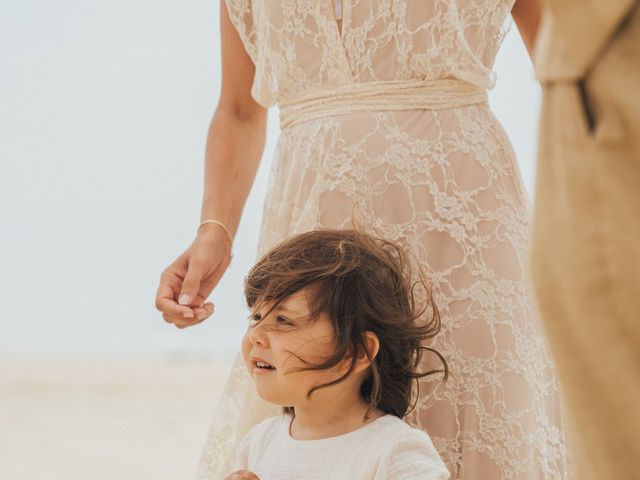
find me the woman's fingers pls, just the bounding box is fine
[155,260,207,317]
[155,275,195,319]
[197,255,231,298]
[164,312,206,329]
[156,233,232,328]
[169,259,230,326]
[159,292,215,329]
[162,303,213,328]
[177,261,207,307]
[195,302,214,318]
[179,246,232,306]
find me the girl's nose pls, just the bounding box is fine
[246,323,268,347]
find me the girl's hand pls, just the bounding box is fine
[155,225,232,328]
[224,470,260,480]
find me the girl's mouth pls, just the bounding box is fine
[255,361,275,371]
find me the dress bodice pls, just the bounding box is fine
[224,0,516,107]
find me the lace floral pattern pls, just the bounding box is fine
[227,0,513,107]
[196,1,570,479]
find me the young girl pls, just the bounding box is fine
[225,229,450,480]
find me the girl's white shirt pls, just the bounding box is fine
[232,413,450,480]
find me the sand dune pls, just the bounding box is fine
[0,357,232,480]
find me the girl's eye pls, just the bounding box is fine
[248,314,261,324]
[276,316,293,326]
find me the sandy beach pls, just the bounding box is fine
[0,357,232,480]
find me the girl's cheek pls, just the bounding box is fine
[241,332,253,363]
[305,334,337,358]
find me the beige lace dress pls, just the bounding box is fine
[196,1,570,479]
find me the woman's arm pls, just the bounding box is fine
[200,1,268,239]
[155,1,266,327]
[512,0,543,59]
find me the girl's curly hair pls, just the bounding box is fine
[244,228,448,418]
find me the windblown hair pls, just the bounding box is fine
[244,228,448,418]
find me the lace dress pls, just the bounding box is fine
[196,1,570,479]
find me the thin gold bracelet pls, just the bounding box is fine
[198,219,233,245]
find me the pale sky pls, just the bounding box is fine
[0,1,540,360]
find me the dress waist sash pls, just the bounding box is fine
[278,79,488,129]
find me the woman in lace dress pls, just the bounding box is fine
[155,1,570,478]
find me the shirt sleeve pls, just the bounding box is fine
[374,433,451,480]
[230,416,281,472]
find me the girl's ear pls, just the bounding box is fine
[354,331,379,372]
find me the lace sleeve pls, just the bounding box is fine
[224,0,259,66]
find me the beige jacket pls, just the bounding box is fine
[535,0,638,81]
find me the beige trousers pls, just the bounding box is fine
[531,5,640,480]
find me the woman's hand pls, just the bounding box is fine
[224,470,260,480]
[155,225,232,328]
[155,0,267,330]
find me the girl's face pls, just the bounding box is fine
[241,289,345,407]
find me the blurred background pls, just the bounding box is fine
[0,1,540,478]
